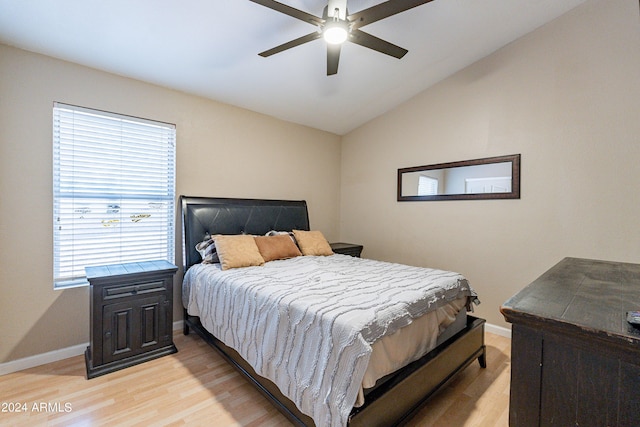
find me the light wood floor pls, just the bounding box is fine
[0,331,510,427]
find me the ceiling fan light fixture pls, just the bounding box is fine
[323,20,349,45]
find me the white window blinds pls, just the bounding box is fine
[418,175,438,196]
[53,103,176,288]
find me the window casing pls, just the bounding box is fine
[53,103,176,289]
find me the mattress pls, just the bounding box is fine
[355,297,467,406]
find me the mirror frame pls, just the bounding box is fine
[397,154,521,201]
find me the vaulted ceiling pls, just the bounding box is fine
[0,0,586,134]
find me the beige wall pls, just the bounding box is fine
[340,0,640,328]
[0,44,341,362]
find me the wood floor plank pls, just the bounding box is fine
[0,332,510,426]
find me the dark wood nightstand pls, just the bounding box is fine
[85,260,178,379]
[330,242,363,258]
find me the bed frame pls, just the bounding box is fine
[180,196,486,426]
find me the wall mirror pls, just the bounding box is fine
[397,154,520,201]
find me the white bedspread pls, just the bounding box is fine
[183,254,476,427]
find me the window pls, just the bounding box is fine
[53,103,176,289]
[418,175,438,196]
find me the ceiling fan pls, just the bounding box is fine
[250,0,436,75]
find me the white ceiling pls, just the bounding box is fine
[0,0,586,135]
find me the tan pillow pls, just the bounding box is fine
[214,235,265,270]
[292,230,334,256]
[254,235,302,262]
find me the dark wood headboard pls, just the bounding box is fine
[180,196,310,271]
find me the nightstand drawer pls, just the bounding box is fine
[103,280,167,300]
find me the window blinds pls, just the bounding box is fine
[53,103,176,288]
[418,175,438,196]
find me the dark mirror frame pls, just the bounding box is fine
[397,154,521,201]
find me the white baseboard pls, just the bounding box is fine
[1,319,508,376]
[0,343,88,376]
[0,321,186,376]
[485,322,512,338]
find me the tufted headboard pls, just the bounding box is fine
[180,196,310,271]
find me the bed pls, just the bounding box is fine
[180,196,486,427]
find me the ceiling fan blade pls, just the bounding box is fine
[249,0,324,26]
[349,29,408,59]
[327,43,341,75]
[349,0,436,30]
[259,32,322,57]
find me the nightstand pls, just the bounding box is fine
[84,260,178,379]
[330,242,363,258]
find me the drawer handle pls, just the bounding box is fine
[105,331,111,338]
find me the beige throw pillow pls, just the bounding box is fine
[254,235,302,262]
[214,235,265,270]
[292,230,334,256]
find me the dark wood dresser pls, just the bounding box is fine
[330,242,363,257]
[85,260,178,379]
[501,257,640,426]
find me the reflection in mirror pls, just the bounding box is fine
[397,154,520,201]
[401,162,512,196]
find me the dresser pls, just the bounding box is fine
[330,242,363,257]
[85,260,178,379]
[500,257,640,426]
